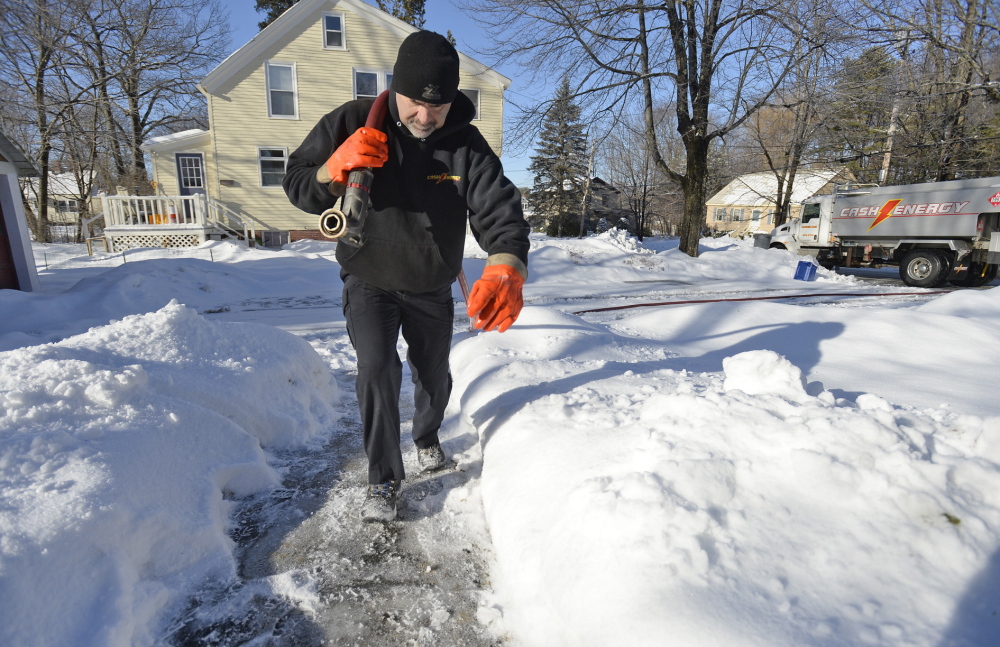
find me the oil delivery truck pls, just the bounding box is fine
[766,176,1000,287]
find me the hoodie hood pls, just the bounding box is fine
[387,90,478,144]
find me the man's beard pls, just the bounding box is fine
[405,118,438,138]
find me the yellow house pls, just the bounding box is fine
[705,167,855,235]
[142,0,511,244]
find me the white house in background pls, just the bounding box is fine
[140,0,511,246]
[706,167,856,234]
[27,172,93,225]
[0,129,41,291]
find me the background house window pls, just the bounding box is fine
[258,148,288,187]
[54,199,80,213]
[752,209,761,221]
[323,13,345,49]
[354,70,392,99]
[266,62,297,118]
[460,88,480,119]
[730,208,744,222]
[767,211,775,224]
[714,207,727,222]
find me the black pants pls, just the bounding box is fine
[342,274,454,484]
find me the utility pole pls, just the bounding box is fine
[578,142,595,237]
[880,29,911,185]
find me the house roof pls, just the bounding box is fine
[141,129,211,152]
[708,168,850,207]
[0,130,38,177]
[28,172,87,196]
[198,0,511,96]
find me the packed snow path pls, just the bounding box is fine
[164,325,503,647]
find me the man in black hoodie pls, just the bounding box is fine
[283,30,530,521]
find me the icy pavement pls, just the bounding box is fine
[163,325,504,646]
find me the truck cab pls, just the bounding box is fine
[797,198,833,245]
[768,196,834,257]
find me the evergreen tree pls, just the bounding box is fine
[255,0,297,30]
[820,47,898,184]
[375,0,425,28]
[255,0,425,30]
[529,78,588,237]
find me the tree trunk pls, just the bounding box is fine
[678,162,707,257]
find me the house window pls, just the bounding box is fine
[730,208,744,222]
[713,207,727,222]
[460,88,480,119]
[752,209,761,221]
[323,13,345,49]
[767,211,775,224]
[178,155,204,188]
[54,199,79,213]
[354,69,392,99]
[258,148,288,187]
[266,62,297,118]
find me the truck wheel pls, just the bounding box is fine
[950,262,999,287]
[769,243,787,250]
[900,249,950,287]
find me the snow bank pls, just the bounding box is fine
[521,234,852,304]
[0,302,339,647]
[452,307,1000,647]
[917,283,1000,319]
[594,228,650,254]
[3,244,340,350]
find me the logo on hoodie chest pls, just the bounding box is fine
[428,173,461,184]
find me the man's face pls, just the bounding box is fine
[396,94,452,138]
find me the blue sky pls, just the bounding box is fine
[222,0,544,187]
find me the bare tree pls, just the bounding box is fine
[468,0,844,256]
[1,0,229,242]
[600,103,684,240]
[0,0,79,241]
[89,0,230,191]
[860,0,1000,181]
[745,43,835,227]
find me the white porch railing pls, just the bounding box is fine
[100,193,202,226]
[98,193,271,246]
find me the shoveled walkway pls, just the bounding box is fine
[163,326,505,646]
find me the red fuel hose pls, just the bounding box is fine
[572,290,953,315]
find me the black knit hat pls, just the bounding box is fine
[391,31,460,105]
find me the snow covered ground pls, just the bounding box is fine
[1,233,998,646]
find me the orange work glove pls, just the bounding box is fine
[466,264,525,332]
[325,127,389,184]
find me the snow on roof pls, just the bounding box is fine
[28,172,87,197]
[140,129,209,150]
[0,129,38,177]
[708,168,849,207]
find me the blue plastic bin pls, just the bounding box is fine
[793,260,817,281]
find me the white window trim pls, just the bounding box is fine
[322,12,346,50]
[258,146,289,188]
[265,61,298,120]
[353,68,392,100]
[460,88,481,120]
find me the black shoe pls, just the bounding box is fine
[417,443,447,472]
[360,480,400,522]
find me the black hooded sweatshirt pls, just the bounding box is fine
[283,91,530,294]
